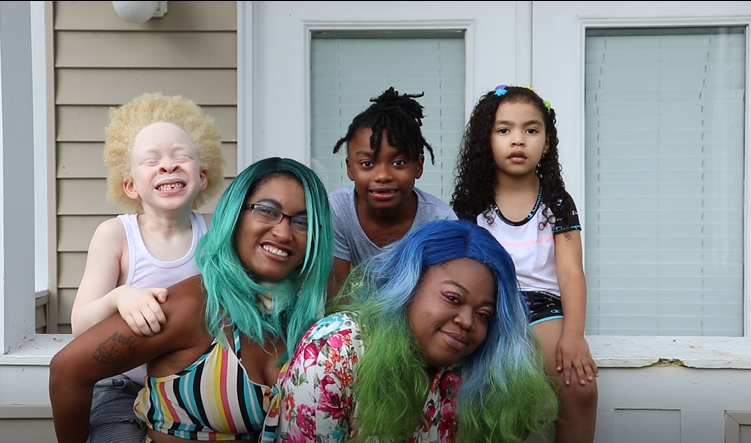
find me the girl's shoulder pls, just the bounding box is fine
[87,216,129,253]
[550,189,577,205]
[546,190,581,232]
[544,189,578,214]
[414,187,457,221]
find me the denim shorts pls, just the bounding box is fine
[87,374,147,443]
[522,291,564,326]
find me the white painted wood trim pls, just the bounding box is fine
[31,0,48,295]
[588,336,751,369]
[236,0,252,172]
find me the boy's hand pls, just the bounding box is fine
[115,286,169,336]
[555,333,599,386]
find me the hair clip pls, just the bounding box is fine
[494,84,553,113]
[494,84,507,96]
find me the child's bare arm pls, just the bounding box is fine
[555,230,598,385]
[71,218,168,337]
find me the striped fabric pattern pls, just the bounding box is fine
[134,326,278,441]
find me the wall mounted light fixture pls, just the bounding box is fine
[112,1,168,23]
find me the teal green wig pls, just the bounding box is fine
[337,219,557,442]
[196,157,334,361]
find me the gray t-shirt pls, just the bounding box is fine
[329,186,458,265]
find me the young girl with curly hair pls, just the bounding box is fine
[452,85,599,443]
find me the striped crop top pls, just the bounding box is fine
[134,326,278,442]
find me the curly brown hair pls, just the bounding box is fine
[451,86,574,229]
[103,92,225,214]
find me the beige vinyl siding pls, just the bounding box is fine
[52,1,238,333]
[54,1,236,31]
[57,142,237,178]
[56,33,237,68]
[56,105,238,140]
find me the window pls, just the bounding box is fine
[584,27,745,336]
[309,31,465,202]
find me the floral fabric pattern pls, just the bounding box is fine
[275,311,459,443]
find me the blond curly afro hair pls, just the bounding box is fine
[103,92,225,214]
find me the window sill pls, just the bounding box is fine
[1,335,749,370]
[0,334,72,366]
[587,335,751,369]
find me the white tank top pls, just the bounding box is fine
[118,211,208,384]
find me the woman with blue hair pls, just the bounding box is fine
[50,157,334,443]
[274,219,557,442]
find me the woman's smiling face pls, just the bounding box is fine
[235,174,308,282]
[407,257,496,369]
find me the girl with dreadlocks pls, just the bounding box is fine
[327,87,457,298]
[276,219,557,443]
[50,157,334,443]
[451,85,598,443]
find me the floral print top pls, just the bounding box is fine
[273,311,461,443]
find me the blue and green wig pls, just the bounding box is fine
[338,219,557,442]
[196,157,334,361]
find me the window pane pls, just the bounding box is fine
[310,31,465,203]
[584,27,745,336]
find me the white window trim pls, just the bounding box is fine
[237,2,525,169]
[236,1,253,172]
[0,0,49,362]
[32,0,48,297]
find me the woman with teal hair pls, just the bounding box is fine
[50,157,334,443]
[275,219,558,443]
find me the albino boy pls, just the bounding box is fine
[70,92,224,442]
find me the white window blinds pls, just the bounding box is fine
[310,31,465,203]
[584,27,746,336]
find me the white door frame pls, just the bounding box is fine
[237,1,530,170]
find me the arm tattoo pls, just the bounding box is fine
[93,332,137,369]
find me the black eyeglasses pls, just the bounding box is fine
[243,203,308,232]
